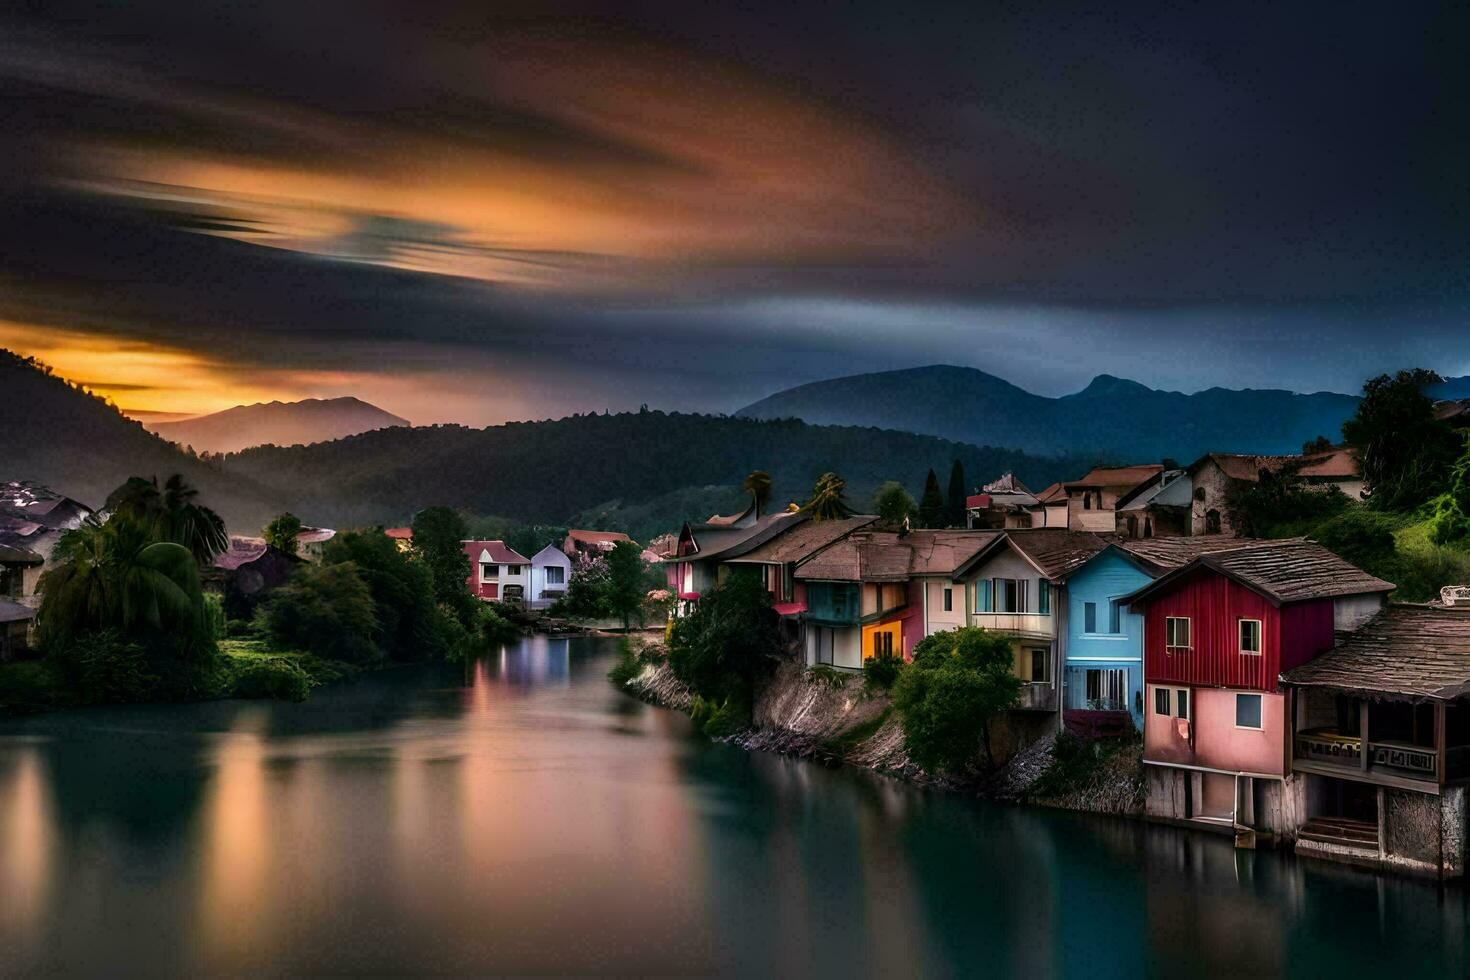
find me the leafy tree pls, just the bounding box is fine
[411,506,475,622]
[804,472,854,520]
[918,468,946,528]
[1223,460,1349,538]
[39,517,209,656]
[667,574,780,705]
[604,540,648,630]
[894,627,1022,771]
[946,460,967,527]
[871,481,916,524]
[322,531,450,660]
[264,512,303,556]
[1429,443,1470,544]
[556,555,611,619]
[105,474,228,565]
[1302,434,1333,455]
[742,470,773,516]
[1341,369,1462,511]
[263,561,380,663]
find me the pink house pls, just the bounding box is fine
[463,540,531,603]
[1121,539,1392,838]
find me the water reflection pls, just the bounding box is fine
[0,637,1463,977]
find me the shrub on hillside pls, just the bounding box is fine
[230,658,311,702]
[864,651,905,692]
[893,627,1021,772]
[57,630,160,704]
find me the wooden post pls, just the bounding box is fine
[1360,700,1370,772]
[1436,702,1447,787]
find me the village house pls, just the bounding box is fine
[384,526,413,552]
[951,529,1109,718]
[0,481,93,568]
[965,473,1040,529]
[463,540,531,603]
[1113,468,1190,538]
[295,526,337,562]
[528,543,573,609]
[1032,483,1068,528]
[0,598,33,661]
[206,536,300,619]
[0,541,44,609]
[664,507,804,612]
[1061,465,1166,533]
[1187,448,1363,536]
[1121,540,1392,843]
[1280,603,1470,877]
[563,529,635,559]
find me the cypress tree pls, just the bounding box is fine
[946,460,967,528]
[919,469,946,528]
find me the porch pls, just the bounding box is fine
[1291,690,1470,791]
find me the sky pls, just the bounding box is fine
[3,2,1470,424]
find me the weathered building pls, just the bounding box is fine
[1061,465,1166,533]
[1187,449,1363,537]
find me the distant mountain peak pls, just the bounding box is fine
[1072,374,1156,398]
[144,396,409,453]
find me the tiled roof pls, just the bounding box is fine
[1191,449,1361,483]
[463,540,530,564]
[1063,464,1164,490]
[0,541,43,565]
[1105,534,1288,573]
[1282,604,1470,701]
[1035,482,1066,503]
[1001,528,1110,578]
[799,529,1003,582]
[732,516,877,564]
[0,598,34,624]
[1122,539,1394,606]
[982,472,1032,494]
[670,512,806,563]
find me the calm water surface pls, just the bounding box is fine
[0,636,1465,977]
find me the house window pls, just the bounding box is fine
[1108,599,1122,634]
[1154,687,1170,716]
[1155,686,1190,719]
[993,577,1027,613]
[872,631,894,657]
[1177,688,1189,720]
[1038,582,1050,615]
[481,563,498,580]
[1083,494,1091,510]
[545,565,565,585]
[1029,648,1048,683]
[1165,616,1191,650]
[1084,601,1097,633]
[942,587,953,612]
[1143,517,1154,538]
[1239,619,1262,655]
[1126,516,1138,538]
[1235,693,1263,730]
[506,564,522,577]
[1086,668,1127,709]
[1205,509,1222,535]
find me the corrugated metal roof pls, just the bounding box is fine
[1282,604,1470,701]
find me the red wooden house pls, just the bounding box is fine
[1120,539,1392,838]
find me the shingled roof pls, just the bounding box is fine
[1063,464,1164,490]
[1282,604,1470,702]
[1105,534,1292,574]
[954,528,1109,581]
[1190,449,1361,484]
[794,529,1000,582]
[1120,539,1394,606]
[731,516,877,565]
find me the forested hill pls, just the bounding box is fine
[218,410,1085,530]
[0,350,284,529]
[737,365,1365,460]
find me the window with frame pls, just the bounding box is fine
[872,631,894,657]
[1108,599,1122,634]
[481,563,499,580]
[506,564,522,577]
[1176,688,1189,720]
[1029,648,1048,682]
[1083,601,1097,633]
[942,587,953,612]
[1165,616,1191,649]
[1154,687,1171,716]
[545,565,565,585]
[1235,693,1263,729]
[1239,619,1262,655]
[993,577,1028,613]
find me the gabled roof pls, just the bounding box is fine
[1035,482,1066,504]
[0,481,93,528]
[1119,539,1394,607]
[793,529,1001,582]
[953,529,1109,581]
[982,472,1032,495]
[730,516,877,565]
[1282,604,1470,702]
[531,543,570,563]
[669,512,806,564]
[1115,469,1187,510]
[463,539,529,564]
[1063,464,1164,491]
[1103,534,1284,575]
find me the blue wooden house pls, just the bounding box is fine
[1062,546,1152,728]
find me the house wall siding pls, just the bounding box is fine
[1140,573,1281,690]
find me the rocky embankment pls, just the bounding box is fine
[619,647,1144,813]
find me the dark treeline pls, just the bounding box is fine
[217,411,1086,529]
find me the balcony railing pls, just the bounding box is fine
[1295,729,1438,781]
[1015,683,1058,712]
[970,612,1054,638]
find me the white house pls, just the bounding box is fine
[529,543,573,609]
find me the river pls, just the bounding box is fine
[0,635,1464,977]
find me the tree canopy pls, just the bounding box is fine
[1342,369,1462,511]
[804,472,854,521]
[263,512,303,555]
[871,480,916,524]
[894,627,1022,771]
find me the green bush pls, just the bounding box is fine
[667,575,779,702]
[476,603,522,646]
[1309,506,1400,572]
[230,658,311,702]
[263,561,380,664]
[892,627,1022,772]
[804,664,847,689]
[689,695,713,731]
[58,630,160,704]
[863,651,905,692]
[701,691,751,738]
[203,592,227,640]
[608,645,644,687]
[0,659,64,708]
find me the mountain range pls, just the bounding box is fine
[736,365,1377,460]
[144,397,408,454]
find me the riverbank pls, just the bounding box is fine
[617,646,1145,815]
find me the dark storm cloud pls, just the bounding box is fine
[1,1,1469,420]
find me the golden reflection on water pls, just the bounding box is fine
[0,751,53,936]
[195,709,272,961]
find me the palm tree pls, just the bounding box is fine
[804,472,854,521]
[105,474,228,565]
[742,470,773,516]
[38,517,208,653]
